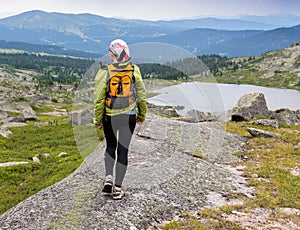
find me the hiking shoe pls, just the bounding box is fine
[112,186,125,200]
[102,175,113,193]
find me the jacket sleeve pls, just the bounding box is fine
[94,68,107,125]
[134,65,147,122]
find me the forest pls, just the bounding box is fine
[0,52,234,87]
[0,52,95,88]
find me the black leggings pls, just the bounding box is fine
[103,113,136,186]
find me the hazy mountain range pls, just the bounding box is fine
[0,10,300,58]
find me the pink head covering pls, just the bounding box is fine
[109,39,130,62]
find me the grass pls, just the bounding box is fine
[0,104,104,215]
[0,122,81,214]
[242,123,300,210]
[161,121,300,229]
[163,213,244,230]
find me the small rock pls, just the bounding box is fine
[290,167,300,176]
[252,174,259,178]
[231,210,247,216]
[247,127,281,138]
[295,142,300,150]
[35,153,50,159]
[35,154,42,159]
[0,126,13,138]
[34,122,48,127]
[270,108,300,125]
[0,162,29,167]
[42,153,51,158]
[278,207,300,216]
[32,156,41,163]
[253,119,279,128]
[58,152,68,157]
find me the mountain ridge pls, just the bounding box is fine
[0,10,300,57]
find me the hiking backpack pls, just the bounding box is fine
[105,63,136,109]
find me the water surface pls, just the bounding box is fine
[147,82,300,115]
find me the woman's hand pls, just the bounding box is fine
[137,119,143,125]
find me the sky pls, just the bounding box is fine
[0,0,300,20]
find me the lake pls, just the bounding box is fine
[147,82,300,115]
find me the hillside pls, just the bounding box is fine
[213,42,300,90]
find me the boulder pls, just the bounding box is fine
[162,108,178,117]
[0,101,37,121]
[247,127,281,138]
[270,108,300,125]
[181,109,213,123]
[70,109,94,125]
[231,93,269,121]
[10,114,26,123]
[24,93,51,104]
[17,102,37,120]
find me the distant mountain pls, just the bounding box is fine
[239,14,300,27]
[202,24,300,57]
[145,29,263,56]
[0,10,174,54]
[142,24,300,57]
[0,10,299,58]
[156,18,277,31]
[0,40,99,58]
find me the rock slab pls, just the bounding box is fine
[0,113,251,230]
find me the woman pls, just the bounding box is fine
[94,39,147,200]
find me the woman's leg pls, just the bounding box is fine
[103,115,117,177]
[114,114,136,187]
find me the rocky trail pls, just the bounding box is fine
[0,112,252,229]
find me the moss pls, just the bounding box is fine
[192,151,204,159]
[48,189,92,229]
[6,111,21,117]
[12,97,29,102]
[163,212,245,230]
